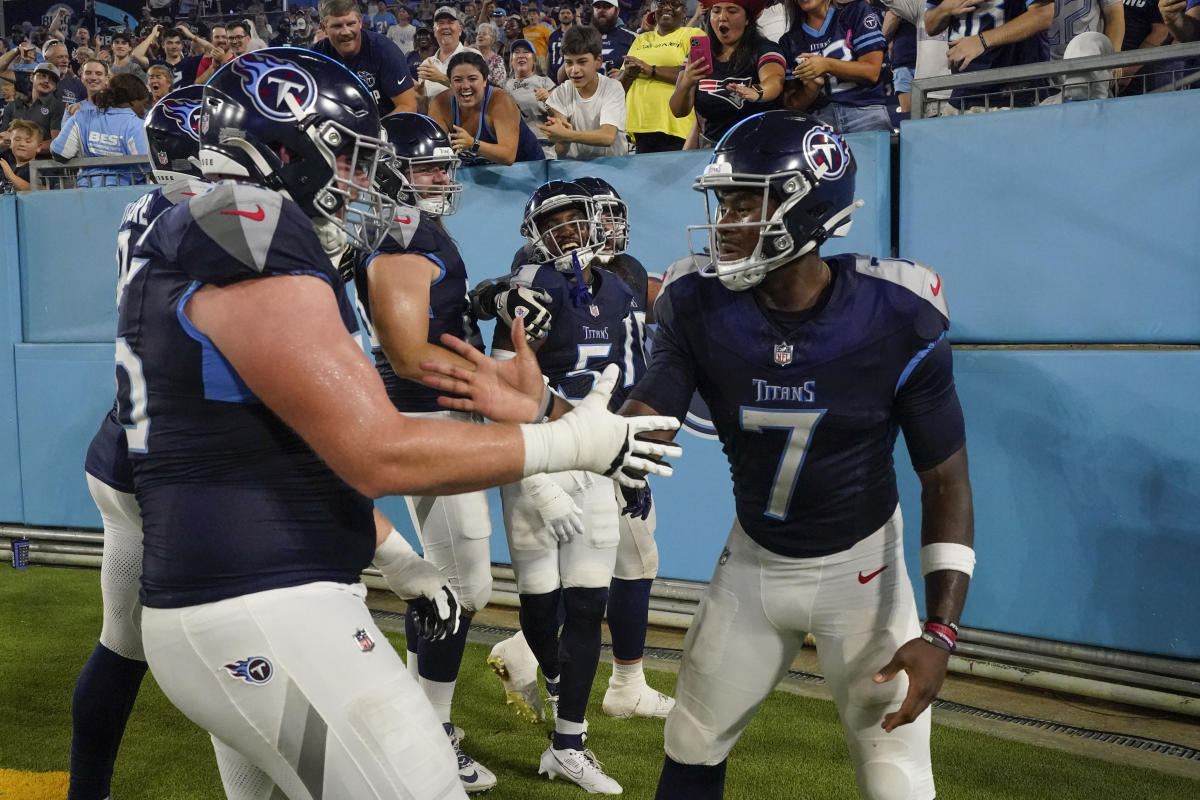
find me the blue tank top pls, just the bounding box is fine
[452,84,546,166]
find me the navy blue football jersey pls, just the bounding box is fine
[85,179,212,493]
[779,1,890,108]
[492,262,646,410]
[118,182,374,608]
[925,0,1047,73]
[631,254,966,558]
[353,210,474,412]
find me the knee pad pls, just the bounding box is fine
[614,514,659,580]
[562,586,608,625]
[663,704,726,766]
[455,562,493,614]
[515,564,560,596]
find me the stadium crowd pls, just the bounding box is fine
[1,0,1197,189]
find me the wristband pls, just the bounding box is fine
[919,542,975,578]
[923,621,958,651]
[920,630,954,653]
[469,138,481,154]
[977,31,990,52]
[651,65,657,79]
[753,84,764,101]
[533,385,554,423]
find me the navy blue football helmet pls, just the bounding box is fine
[145,85,204,185]
[378,112,462,217]
[199,48,396,250]
[690,111,859,291]
[574,176,628,260]
[521,180,603,273]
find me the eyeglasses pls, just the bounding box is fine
[228,35,247,41]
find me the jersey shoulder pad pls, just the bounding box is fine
[852,254,950,324]
[160,177,214,207]
[378,204,423,250]
[660,254,706,294]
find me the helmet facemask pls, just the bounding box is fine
[592,196,629,263]
[523,195,604,274]
[379,147,463,217]
[312,119,397,253]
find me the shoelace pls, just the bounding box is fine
[451,738,474,770]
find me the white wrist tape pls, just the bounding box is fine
[374,528,417,567]
[920,542,975,578]
[520,419,576,477]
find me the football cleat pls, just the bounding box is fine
[446,723,497,793]
[538,746,622,795]
[486,631,543,723]
[602,681,675,719]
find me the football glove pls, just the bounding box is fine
[469,279,553,344]
[619,481,653,521]
[373,531,461,641]
[520,364,682,487]
[522,474,584,543]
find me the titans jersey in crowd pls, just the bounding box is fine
[118,183,374,608]
[495,261,646,410]
[779,1,889,108]
[694,37,786,143]
[85,178,211,494]
[926,0,1047,73]
[353,211,475,412]
[313,28,415,116]
[631,254,965,558]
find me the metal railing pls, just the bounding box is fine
[911,41,1200,119]
[26,155,153,191]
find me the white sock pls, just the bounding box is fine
[611,660,645,687]
[406,649,419,679]
[419,677,457,724]
[555,718,587,738]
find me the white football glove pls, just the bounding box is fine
[522,474,584,543]
[520,364,682,487]
[373,530,460,641]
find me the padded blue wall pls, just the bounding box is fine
[0,197,24,521]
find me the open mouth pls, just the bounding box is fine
[458,87,477,101]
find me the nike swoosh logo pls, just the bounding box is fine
[393,215,412,224]
[858,566,887,584]
[220,204,265,221]
[462,770,479,783]
[930,275,942,296]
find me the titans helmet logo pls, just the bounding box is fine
[802,125,849,180]
[231,54,317,122]
[223,656,274,684]
[160,99,202,141]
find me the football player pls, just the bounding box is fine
[352,111,497,793]
[119,48,679,800]
[421,111,975,800]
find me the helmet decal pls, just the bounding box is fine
[231,53,317,122]
[802,125,850,180]
[159,98,202,141]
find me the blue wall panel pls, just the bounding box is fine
[899,91,1200,343]
[15,344,112,528]
[0,196,25,522]
[19,186,150,343]
[897,349,1200,658]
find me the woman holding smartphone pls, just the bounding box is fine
[620,0,705,153]
[669,0,787,148]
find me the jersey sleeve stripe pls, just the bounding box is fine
[894,330,946,394]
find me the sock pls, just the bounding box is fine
[519,588,563,680]
[607,577,652,661]
[68,643,149,800]
[553,718,587,751]
[404,605,420,679]
[420,678,458,724]
[557,586,608,724]
[610,659,645,688]
[417,612,472,723]
[654,756,727,800]
[545,674,560,697]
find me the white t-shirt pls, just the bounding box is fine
[421,44,482,99]
[388,22,416,54]
[546,74,629,160]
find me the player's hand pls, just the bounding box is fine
[373,533,461,640]
[872,637,950,732]
[497,285,553,342]
[946,32,985,71]
[523,475,584,542]
[423,317,548,423]
[619,481,652,520]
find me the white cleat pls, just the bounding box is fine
[601,681,676,719]
[486,631,544,723]
[448,726,497,793]
[538,746,622,794]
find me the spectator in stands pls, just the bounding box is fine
[540,24,629,157]
[1158,0,1199,40]
[147,65,173,104]
[549,3,579,79]
[671,0,785,146]
[417,0,440,26]
[289,7,316,44]
[245,19,270,51]
[109,33,148,83]
[196,25,228,76]
[0,119,40,191]
[505,14,527,47]
[0,63,64,157]
[417,6,481,104]
[779,0,893,132]
[96,47,112,66]
[476,22,510,82]
[882,5,919,113]
[73,26,93,53]
[504,37,558,156]
[621,0,704,152]
[1,70,16,115]
[430,50,546,164]
[67,59,110,116]
[254,13,277,43]
[154,26,214,87]
[315,0,418,114]
[44,42,88,106]
[51,73,150,187]
[523,2,554,62]
[1116,0,1170,92]
[390,5,419,52]
[1043,0,1124,102]
[925,0,1053,110]
[72,46,95,71]
[226,20,257,58]
[591,0,637,75]
[408,27,438,73]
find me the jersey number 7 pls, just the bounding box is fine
[740,408,826,521]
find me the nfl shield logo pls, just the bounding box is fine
[589,304,600,318]
[774,343,793,367]
[354,629,375,652]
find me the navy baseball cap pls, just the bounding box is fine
[510,38,536,52]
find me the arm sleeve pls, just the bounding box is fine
[894,334,966,472]
[627,287,696,420]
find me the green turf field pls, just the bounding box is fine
[1,566,1195,799]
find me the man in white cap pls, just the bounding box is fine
[417,6,481,103]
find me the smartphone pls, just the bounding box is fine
[689,35,713,77]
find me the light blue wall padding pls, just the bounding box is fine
[896,349,1200,658]
[0,196,25,521]
[899,91,1200,344]
[19,187,151,343]
[14,344,114,528]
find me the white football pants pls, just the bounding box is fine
[612,481,659,581]
[85,473,145,661]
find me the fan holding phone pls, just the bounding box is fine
[669,0,787,148]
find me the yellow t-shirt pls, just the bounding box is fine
[624,26,704,140]
[522,24,551,58]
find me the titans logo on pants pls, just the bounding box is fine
[223,656,274,684]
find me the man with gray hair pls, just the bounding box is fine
[314,0,418,114]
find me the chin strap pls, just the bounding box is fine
[568,249,593,308]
